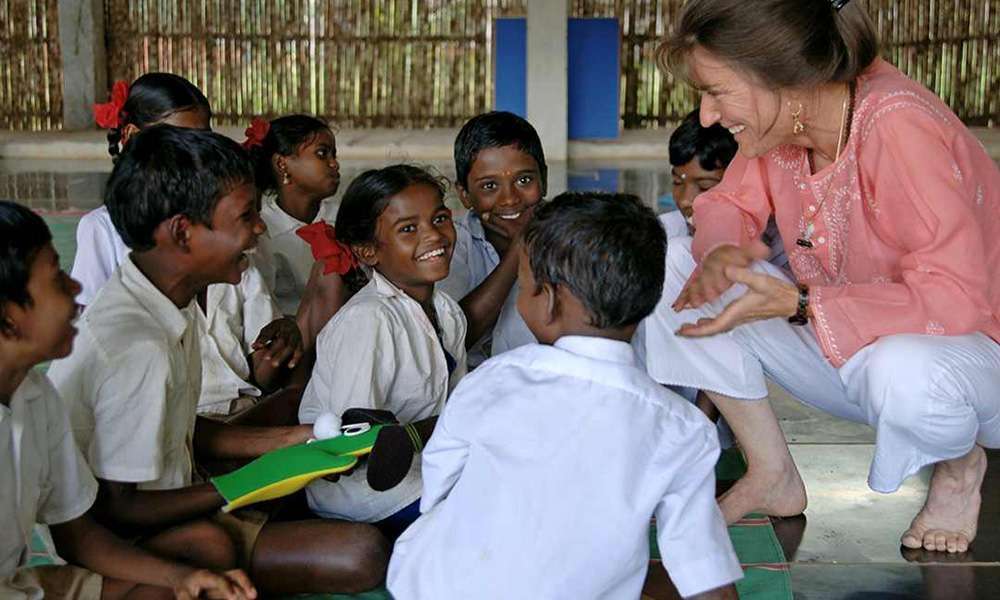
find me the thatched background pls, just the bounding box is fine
[2,0,997,131]
[0,0,61,130]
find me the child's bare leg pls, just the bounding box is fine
[100,519,237,600]
[708,392,806,524]
[139,518,238,570]
[249,520,389,595]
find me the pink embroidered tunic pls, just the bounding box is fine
[691,59,1000,367]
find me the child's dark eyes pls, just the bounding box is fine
[433,213,451,225]
[399,224,417,234]
[480,181,497,192]
[516,175,534,186]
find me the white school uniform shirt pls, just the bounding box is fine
[300,270,468,523]
[436,211,536,367]
[48,256,202,491]
[69,206,280,415]
[388,336,743,600]
[256,192,338,316]
[1,372,99,599]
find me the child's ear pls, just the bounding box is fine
[455,183,473,210]
[354,243,379,267]
[542,282,559,325]
[272,155,289,183]
[120,123,140,148]
[165,214,194,252]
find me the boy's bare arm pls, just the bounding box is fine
[92,479,223,533]
[194,415,312,460]
[458,244,519,349]
[688,583,739,600]
[51,514,256,599]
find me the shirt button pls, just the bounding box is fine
[808,205,817,213]
[799,183,808,191]
[817,236,826,244]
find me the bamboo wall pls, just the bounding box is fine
[573,0,999,128]
[0,0,61,129]
[103,0,527,128]
[1,0,997,130]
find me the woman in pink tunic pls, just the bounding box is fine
[640,0,1000,553]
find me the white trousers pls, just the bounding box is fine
[636,237,1000,493]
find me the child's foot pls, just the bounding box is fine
[718,458,807,524]
[901,446,986,553]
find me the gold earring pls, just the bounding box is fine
[281,170,291,185]
[790,102,806,135]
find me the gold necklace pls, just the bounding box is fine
[796,82,855,249]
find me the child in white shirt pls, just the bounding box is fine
[437,111,545,367]
[75,72,301,418]
[388,192,741,600]
[299,165,467,538]
[0,200,254,600]
[246,114,342,317]
[48,127,389,596]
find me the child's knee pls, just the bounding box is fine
[337,523,390,592]
[174,519,239,571]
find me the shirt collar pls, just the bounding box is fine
[2,370,45,419]
[119,256,193,344]
[554,335,637,366]
[261,192,308,237]
[464,211,487,242]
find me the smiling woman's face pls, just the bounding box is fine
[689,45,789,159]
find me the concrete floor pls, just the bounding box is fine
[766,384,1000,599]
[4,157,1000,598]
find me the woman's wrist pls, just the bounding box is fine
[787,284,810,325]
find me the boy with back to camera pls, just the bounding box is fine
[388,192,741,599]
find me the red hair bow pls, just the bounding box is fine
[242,117,270,150]
[94,80,129,129]
[296,221,359,276]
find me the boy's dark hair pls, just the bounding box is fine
[0,200,52,313]
[250,114,332,192]
[669,109,737,171]
[105,125,254,252]
[109,72,212,157]
[523,192,666,329]
[335,164,447,248]
[454,111,548,195]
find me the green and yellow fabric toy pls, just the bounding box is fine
[211,423,383,512]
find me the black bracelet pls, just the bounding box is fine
[788,284,810,326]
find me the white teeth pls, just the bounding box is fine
[497,212,522,220]
[417,248,446,261]
[728,125,746,135]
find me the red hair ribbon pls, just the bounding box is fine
[94,80,129,129]
[242,117,270,150]
[296,221,358,276]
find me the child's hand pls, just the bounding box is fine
[482,203,537,255]
[251,317,304,370]
[174,568,256,600]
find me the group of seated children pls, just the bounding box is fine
[1,72,749,599]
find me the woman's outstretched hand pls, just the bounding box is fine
[672,241,771,311]
[676,265,800,337]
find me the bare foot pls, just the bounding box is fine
[901,446,986,553]
[718,459,807,524]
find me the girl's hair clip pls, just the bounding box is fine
[296,221,359,276]
[94,80,130,129]
[831,0,851,10]
[242,117,270,150]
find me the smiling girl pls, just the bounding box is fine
[297,165,466,538]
